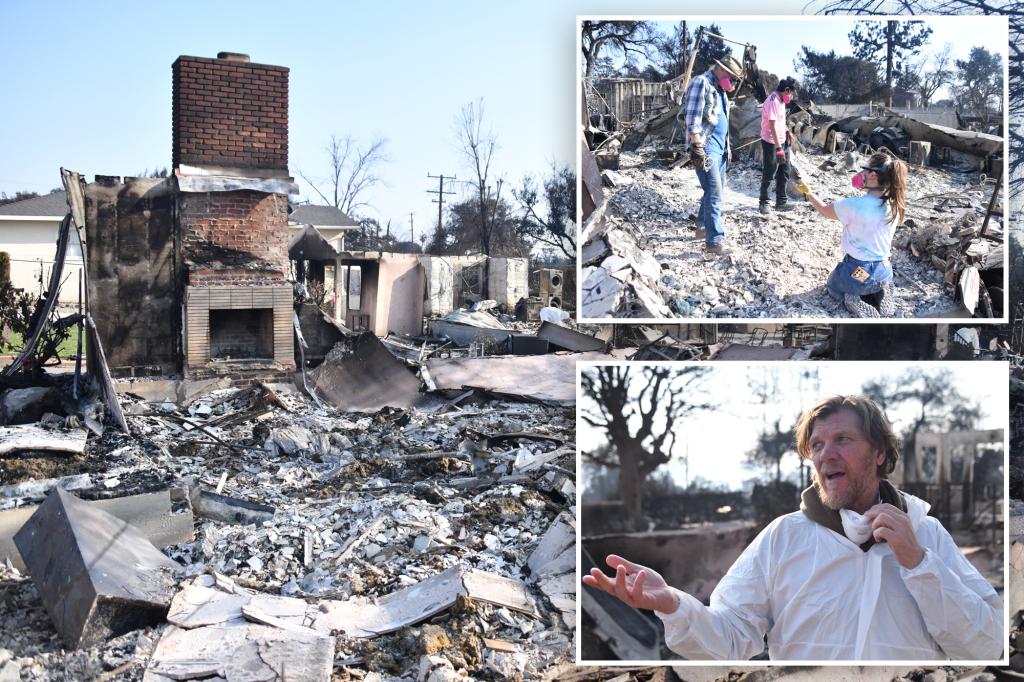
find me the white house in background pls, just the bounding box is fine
[0,195,357,306]
[288,204,361,251]
[0,190,83,305]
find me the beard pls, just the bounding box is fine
[814,472,876,511]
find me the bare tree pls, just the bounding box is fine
[300,134,390,215]
[581,20,658,79]
[453,99,500,295]
[580,365,712,529]
[910,43,954,107]
[513,164,576,260]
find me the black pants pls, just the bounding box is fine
[760,140,790,205]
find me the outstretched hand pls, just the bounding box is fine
[582,554,680,614]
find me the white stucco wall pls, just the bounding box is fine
[0,217,84,305]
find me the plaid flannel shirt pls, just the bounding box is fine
[678,70,730,156]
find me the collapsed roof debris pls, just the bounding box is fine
[580,94,1005,320]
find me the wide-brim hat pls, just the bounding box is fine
[713,55,744,80]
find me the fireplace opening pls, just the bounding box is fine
[209,308,274,361]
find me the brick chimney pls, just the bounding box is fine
[172,53,295,381]
[172,53,289,173]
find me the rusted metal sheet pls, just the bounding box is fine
[310,332,424,412]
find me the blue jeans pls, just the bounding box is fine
[827,254,893,296]
[695,153,727,246]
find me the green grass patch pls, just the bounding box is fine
[1,326,83,359]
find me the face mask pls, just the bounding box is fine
[782,93,792,104]
[851,173,865,190]
[718,75,734,92]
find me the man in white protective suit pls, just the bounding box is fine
[583,394,1004,661]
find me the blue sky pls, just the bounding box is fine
[0,2,1010,245]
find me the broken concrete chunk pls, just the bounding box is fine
[14,489,181,649]
[264,424,314,456]
[580,237,610,266]
[581,266,624,318]
[167,574,311,632]
[145,622,333,682]
[600,170,632,188]
[418,654,460,682]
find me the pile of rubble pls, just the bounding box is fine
[0,341,580,680]
[580,89,1005,322]
[581,143,1002,320]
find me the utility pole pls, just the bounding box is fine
[426,173,456,234]
[409,212,414,245]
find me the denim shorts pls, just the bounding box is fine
[827,255,893,296]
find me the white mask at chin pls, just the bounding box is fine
[839,508,873,544]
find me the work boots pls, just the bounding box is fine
[758,202,770,215]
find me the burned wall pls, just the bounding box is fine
[84,176,179,377]
[179,190,289,284]
[172,54,288,172]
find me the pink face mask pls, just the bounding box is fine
[782,93,792,104]
[718,76,734,92]
[851,172,866,189]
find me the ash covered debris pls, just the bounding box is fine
[581,144,1003,320]
[0,365,578,679]
[581,93,1005,321]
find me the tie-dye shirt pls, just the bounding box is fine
[833,194,896,261]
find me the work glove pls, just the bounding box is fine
[689,140,706,168]
[794,179,812,195]
[775,146,786,160]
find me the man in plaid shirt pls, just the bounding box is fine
[680,54,744,255]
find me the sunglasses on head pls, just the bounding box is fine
[860,160,891,174]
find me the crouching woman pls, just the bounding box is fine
[800,151,908,318]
